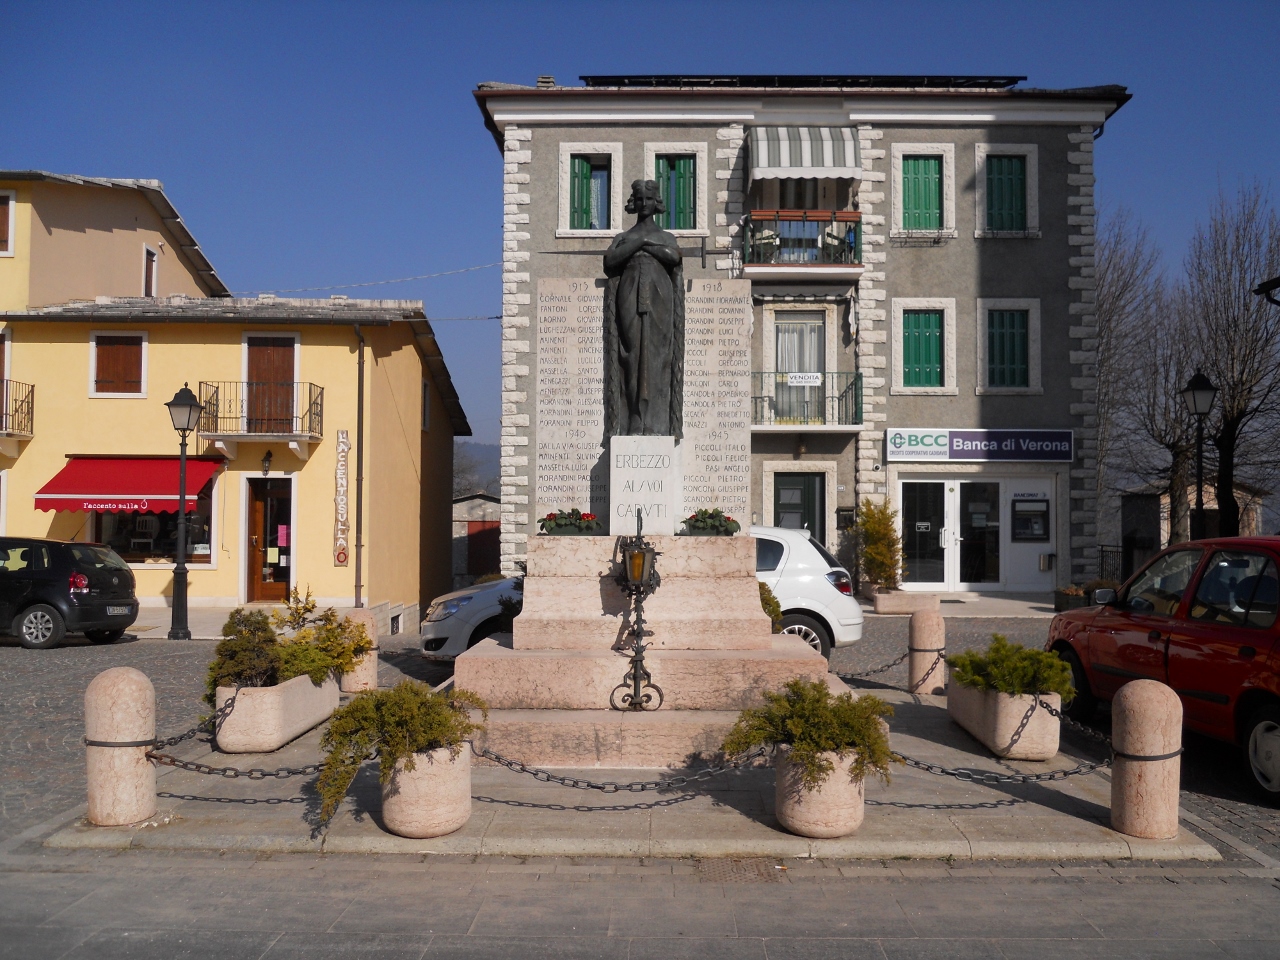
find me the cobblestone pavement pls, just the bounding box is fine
[3,618,1280,868]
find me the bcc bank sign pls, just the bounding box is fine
[886,428,1074,462]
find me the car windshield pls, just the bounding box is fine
[70,544,131,573]
[809,537,841,569]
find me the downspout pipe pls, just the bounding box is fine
[353,324,366,608]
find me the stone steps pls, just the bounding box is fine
[455,635,828,711]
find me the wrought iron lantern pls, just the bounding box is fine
[610,508,664,711]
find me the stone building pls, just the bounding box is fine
[475,75,1129,593]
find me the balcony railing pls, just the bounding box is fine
[751,372,862,428]
[744,210,862,267]
[0,380,33,437]
[198,381,324,439]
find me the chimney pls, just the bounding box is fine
[536,75,555,88]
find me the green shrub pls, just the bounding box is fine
[680,507,741,535]
[759,581,782,633]
[721,678,895,792]
[946,635,1075,700]
[856,498,904,590]
[317,681,488,821]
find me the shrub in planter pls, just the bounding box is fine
[855,498,904,592]
[537,509,601,535]
[318,681,487,837]
[759,581,783,633]
[721,678,894,838]
[946,635,1075,760]
[1054,584,1088,612]
[680,508,741,536]
[204,590,373,752]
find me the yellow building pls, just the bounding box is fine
[0,171,468,634]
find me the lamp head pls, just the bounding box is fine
[261,450,273,476]
[1181,371,1218,417]
[165,383,203,433]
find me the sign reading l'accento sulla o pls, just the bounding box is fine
[886,428,1074,462]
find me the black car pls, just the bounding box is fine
[0,538,138,649]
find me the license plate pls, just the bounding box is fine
[107,605,131,616]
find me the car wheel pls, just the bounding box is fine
[1245,705,1280,804]
[16,604,66,650]
[468,616,511,649]
[86,629,125,645]
[1054,644,1097,722]
[779,613,831,659]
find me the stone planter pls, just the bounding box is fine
[679,528,736,537]
[214,673,339,754]
[539,528,601,536]
[339,648,379,693]
[381,743,472,838]
[774,745,865,839]
[947,680,1061,761]
[1054,591,1088,612]
[873,592,940,615]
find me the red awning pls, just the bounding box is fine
[35,457,223,513]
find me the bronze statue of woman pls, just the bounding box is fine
[603,179,685,439]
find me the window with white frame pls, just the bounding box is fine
[974,144,1040,238]
[642,141,709,236]
[891,143,956,238]
[90,331,148,397]
[891,298,957,395]
[976,298,1042,394]
[558,142,623,237]
[0,191,14,257]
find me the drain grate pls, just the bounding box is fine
[697,858,782,883]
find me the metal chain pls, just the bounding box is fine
[472,743,769,794]
[152,687,242,749]
[146,751,322,779]
[835,650,909,681]
[894,751,1112,784]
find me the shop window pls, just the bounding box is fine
[1011,500,1050,542]
[92,334,146,396]
[93,477,214,565]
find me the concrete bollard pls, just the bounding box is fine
[85,667,156,826]
[340,608,380,693]
[908,610,946,695]
[1111,679,1182,840]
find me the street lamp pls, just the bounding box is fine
[165,383,203,641]
[1180,371,1218,541]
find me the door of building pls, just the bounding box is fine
[901,480,1003,591]
[247,478,292,602]
[774,313,824,423]
[774,473,825,543]
[246,337,295,434]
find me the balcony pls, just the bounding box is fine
[742,210,863,282]
[198,381,324,460]
[0,380,34,456]
[751,372,862,432]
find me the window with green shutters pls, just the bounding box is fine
[987,309,1029,387]
[901,155,942,230]
[655,155,696,230]
[569,155,610,230]
[986,155,1027,231]
[902,310,943,387]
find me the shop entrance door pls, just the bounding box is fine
[247,478,292,602]
[774,473,825,543]
[901,480,1003,590]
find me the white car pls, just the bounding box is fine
[751,524,863,657]
[421,526,863,660]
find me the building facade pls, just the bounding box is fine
[0,171,468,633]
[476,75,1129,592]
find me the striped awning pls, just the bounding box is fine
[748,126,861,181]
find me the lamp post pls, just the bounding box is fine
[1180,371,1218,542]
[610,509,663,711]
[165,384,203,641]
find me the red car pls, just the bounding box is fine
[1047,537,1280,801]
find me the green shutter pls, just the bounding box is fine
[902,310,943,387]
[655,155,696,230]
[986,155,1027,231]
[569,156,592,229]
[901,155,941,230]
[987,310,1029,387]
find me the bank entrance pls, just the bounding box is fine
[901,480,1001,591]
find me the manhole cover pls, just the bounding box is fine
[697,858,781,883]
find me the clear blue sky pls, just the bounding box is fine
[7,1,1276,444]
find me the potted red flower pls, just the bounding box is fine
[537,508,602,536]
[680,508,741,536]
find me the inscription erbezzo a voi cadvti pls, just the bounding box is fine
[534,276,752,530]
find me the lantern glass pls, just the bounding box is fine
[166,384,203,433]
[1181,372,1218,417]
[628,549,646,584]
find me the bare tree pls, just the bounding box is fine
[1185,184,1280,535]
[453,444,482,498]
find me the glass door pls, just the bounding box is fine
[957,481,1001,589]
[774,473,825,543]
[902,481,947,587]
[774,313,825,423]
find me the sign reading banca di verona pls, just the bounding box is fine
[886,428,1074,462]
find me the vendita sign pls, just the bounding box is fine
[886,428,1074,462]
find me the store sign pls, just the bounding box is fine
[785,372,822,387]
[886,428,1074,462]
[334,429,351,566]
